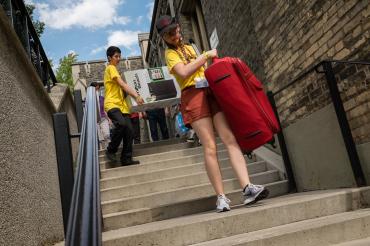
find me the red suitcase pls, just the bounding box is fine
[204,57,280,153]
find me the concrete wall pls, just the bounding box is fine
[284,104,357,191]
[0,8,64,246]
[357,142,370,185]
[49,84,79,160]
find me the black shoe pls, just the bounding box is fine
[121,158,140,166]
[105,150,117,163]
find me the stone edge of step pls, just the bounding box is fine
[101,170,279,205]
[191,208,370,246]
[101,187,370,242]
[102,180,288,219]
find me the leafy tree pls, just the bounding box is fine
[56,53,78,90]
[25,4,45,37]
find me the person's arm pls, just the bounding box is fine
[113,76,144,105]
[172,49,217,80]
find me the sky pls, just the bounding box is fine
[25,0,154,67]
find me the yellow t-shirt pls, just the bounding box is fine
[165,45,205,90]
[104,65,130,114]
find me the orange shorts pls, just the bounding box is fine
[180,86,222,127]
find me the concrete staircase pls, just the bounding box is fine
[97,139,370,245]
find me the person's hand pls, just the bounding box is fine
[142,112,147,119]
[206,49,218,59]
[135,95,144,105]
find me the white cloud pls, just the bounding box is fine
[36,0,131,29]
[90,30,142,56]
[114,16,131,25]
[146,2,154,21]
[107,30,141,50]
[136,16,143,25]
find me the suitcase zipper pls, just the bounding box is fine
[244,130,262,139]
[214,74,231,83]
[233,58,278,132]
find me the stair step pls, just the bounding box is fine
[102,170,281,214]
[131,141,198,156]
[334,237,370,246]
[100,157,265,189]
[192,209,370,246]
[100,157,264,189]
[103,180,288,231]
[100,149,229,178]
[100,161,266,201]
[101,188,370,246]
[99,143,226,166]
[130,138,185,149]
[98,138,190,155]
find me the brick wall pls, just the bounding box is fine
[200,0,266,80]
[201,0,370,144]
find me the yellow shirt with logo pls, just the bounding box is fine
[104,64,130,114]
[165,45,205,90]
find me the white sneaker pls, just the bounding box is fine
[243,184,269,205]
[216,194,231,212]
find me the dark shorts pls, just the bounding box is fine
[180,86,222,127]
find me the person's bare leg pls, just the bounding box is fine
[213,112,250,189]
[191,117,224,195]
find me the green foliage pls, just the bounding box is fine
[56,53,78,90]
[25,3,45,37]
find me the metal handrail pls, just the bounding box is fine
[268,60,369,190]
[1,0,57,92]
[65,87,102,246]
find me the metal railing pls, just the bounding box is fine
[1,0,57,92]
[53,87,102,245]
[66,87,102,245]
[267,60,370,191]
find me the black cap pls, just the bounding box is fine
[156,15,177,36]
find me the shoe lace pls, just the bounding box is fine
[244,184,263,196]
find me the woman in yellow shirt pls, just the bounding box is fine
[156,16,268,212]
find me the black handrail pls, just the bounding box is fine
[65,87,102,246]
[268,60,369,189]
[1,0,57,92]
